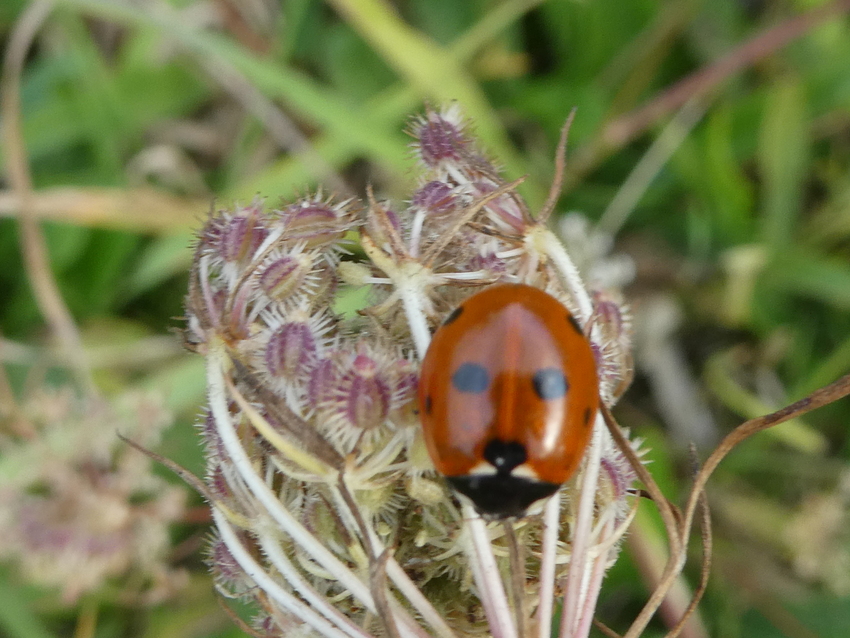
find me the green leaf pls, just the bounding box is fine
[764,248,850,311]
[55,0,410,178]
[126,233,194,298]
[703,105,754,244]
[757,77,809,251]
[325,0,535,200]
[0,571,54,638]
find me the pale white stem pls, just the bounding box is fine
[352,430,408,483]
[560,419,604,638]
[213,508,353,638]
[592,499,639,558]
[258,521,376,638]
[330,481,456,638]
[496,247,525,259]
[206,348,376,611]
[536,228,593,325]
[384,558,458,638]
[441,270,490,281]
[254,225,287,259]
[447,163,469,186]
[409,208,427,258]
[198,256,218,324]
[574,520,614,638]
[361,521,458,638]
[397,278,433,359]
[535,494,561,638]
[225,372,332,477]
[359,235,434,359]
[597,100,704,238]
[463,504,519,638]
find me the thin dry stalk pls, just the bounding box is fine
[568,0,850,188]
[1,0,94,392]
[502,520,527,638]
[612,373,850,638]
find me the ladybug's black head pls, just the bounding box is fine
[447,473,560,519]
[447,439,559,518]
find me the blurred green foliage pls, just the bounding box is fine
[2,0,850,636]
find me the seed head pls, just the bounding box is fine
[186,106,640,638]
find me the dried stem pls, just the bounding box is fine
[616,373,850,638]
[213,508,354,638]
[534,494,561,638]
[680,372,850,551]
[536,108,576,225]
[663,488,712,638]
[602,405,683,555]
[567,0,850,188]
[503,520,527,638]
[560,422,608,638]
[1,0,94,392]
[206,345,379,612]
[464,505,519,638]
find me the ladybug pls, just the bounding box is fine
[418,283,599,518]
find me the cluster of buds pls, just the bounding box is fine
[0,389,186,605]
[185,105,640,638]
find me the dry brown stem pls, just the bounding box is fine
[608,372,850,637]
[1,1,93,391]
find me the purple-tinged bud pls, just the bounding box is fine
[390,359,418,424]
[413,181,457,216]
[279,200,348,247]
[206,535,253,595]
[598,434,642,525]
[365,200,402,249]
[308,358,337,407]
[218,213,269,264]
[252,614,289,637]
[207,465,234,501]
[473,181,525,232]
[341,354,392,431]
[591,289,634,401]
[258,254,312,301]
[415,114,468,167]
[593,290,628,340]
[199,411,227,460]
[469,251,507,277]
[600,452,636,503]
[265,322,318,381]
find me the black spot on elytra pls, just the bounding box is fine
[451,362,489,394]
[443,305,464,326]
[566,313,583,335]
[424,395,433,415]
[584,407,592,425]
[483,439,527,474]
[532,368,568,400]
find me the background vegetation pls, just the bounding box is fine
[2,0,850,636]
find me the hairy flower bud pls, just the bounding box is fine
[186,106,642,638]
[412,180,457,216]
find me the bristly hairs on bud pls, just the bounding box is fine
[184,105,850,638]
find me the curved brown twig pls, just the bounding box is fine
[1,1,94,392]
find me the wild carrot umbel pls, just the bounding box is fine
[184,106,850,638]
[0,389,186,605]
[184,105,636,638]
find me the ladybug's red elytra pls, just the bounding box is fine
[418,284,599,518]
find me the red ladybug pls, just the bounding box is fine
[418,284,599,517]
